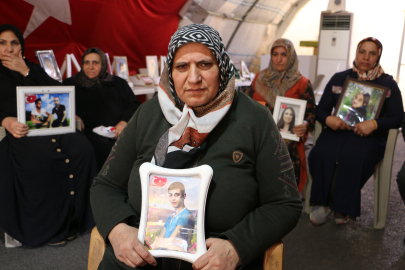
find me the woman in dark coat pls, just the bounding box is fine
[0,24,98,247]
[63,47,141,170]
[309,37,404,225]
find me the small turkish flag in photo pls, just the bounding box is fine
[150,176,167,187]
[281,104,287,109]
[25,95,37,104]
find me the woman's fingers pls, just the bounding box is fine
[2,117,28,138]
[109,223,157,268]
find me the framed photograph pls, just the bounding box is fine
[240,60,250,79]
[17,86,76,136]
[273,96,307,142]
[35,50,62,82]
[114,56,129,81]
[334,77,388,127]
[105,53,113,75]
[146,56,159,78]
[138,162,213,263]
[160,56,167,76]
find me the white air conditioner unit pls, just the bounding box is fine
[316,12,353,101]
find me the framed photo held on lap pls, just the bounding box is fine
[273,96,307,142]
[138,163,213,263]
[17,86,76,136]
[334,77,388,127]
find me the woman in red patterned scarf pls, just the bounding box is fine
[244,38,316,194]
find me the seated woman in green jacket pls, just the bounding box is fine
[90,24,302,270]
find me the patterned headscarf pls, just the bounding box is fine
[353,37,384,81]
[68,47,114,88]
[166,23,234,107]
[154,24,235,169]
[254,38,302,108]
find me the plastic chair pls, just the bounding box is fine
[87,227,283,270]
[304,121,400,229]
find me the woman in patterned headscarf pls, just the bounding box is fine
[244,38,316,193]
[90,24,302,269]
[308,37,403,225]
[63,47,141,170]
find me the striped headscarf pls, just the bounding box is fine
[153,24,235,169]
[353,37,385,81]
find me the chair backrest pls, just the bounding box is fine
[87,226,283,270]
[312,74,325,95]
[0,127,6,142]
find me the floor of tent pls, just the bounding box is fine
[1,135,405,270]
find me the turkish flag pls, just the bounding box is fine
[25,94,37,104]
[0,0,187,77]
[150,176,167,187]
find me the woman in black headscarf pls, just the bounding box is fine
[90,24,302,269]
[63,47,141,170]
[0,24,98,247]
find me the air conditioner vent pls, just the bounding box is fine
[321,15,351,30]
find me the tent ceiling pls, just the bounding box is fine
[180,0,310,73]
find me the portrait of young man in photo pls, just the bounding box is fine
[31,98,51,129]
[151,182,195,253]
[50,96,68,128]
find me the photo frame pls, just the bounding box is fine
[114,56,129,81]
[105,53,113,75]
[334,77,388,127]
[273,96,307,142]
[146,56,159,78]
[138,162,213,263]
[35,50,62,82]
[17,86,76,136]
[240,60,250,79]
[160,56,167,76]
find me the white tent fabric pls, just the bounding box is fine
[180,0,310,73]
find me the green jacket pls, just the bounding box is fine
[90,91,302,269]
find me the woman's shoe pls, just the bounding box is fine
[47,240,66,247]
[310,207,332,225]
[66,234,77,241]
[334,212,349,224]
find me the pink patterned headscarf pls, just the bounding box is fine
[254,38,302,108]
[353,37,385,81]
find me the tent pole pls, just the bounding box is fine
[396,10,405,82]
[225,0,260,51]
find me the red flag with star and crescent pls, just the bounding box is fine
[150,176,167,187]
[25,94,37,104]
[0,0,187,77]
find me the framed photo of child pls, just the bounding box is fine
[273,96,307,142]
[17,86,76,136]
[334,77,388,127]
[138,163,213,263]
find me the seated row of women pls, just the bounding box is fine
[247,35,403,226]
[0,24,140,247]
[1,21,403,270]
[1,23,303,269]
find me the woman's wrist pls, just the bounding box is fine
[371,119,378,130]
[21,67,29,77]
